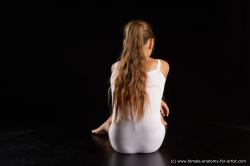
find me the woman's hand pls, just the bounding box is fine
[160,99,170,117]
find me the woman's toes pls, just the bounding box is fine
[91,127,107,135]
[91,129,97,134]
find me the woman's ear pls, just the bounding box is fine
[149,38,154,50]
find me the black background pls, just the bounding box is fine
[1,1,249,132]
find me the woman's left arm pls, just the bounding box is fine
[161,99,170,117]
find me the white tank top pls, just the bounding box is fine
[108,59,166,154]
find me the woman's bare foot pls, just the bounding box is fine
[91,123,109,135]
[92,116,112,135]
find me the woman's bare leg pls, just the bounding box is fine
[91,116,112,135]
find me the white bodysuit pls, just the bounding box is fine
[108,59,166,154]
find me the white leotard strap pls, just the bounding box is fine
[156,59,161,71]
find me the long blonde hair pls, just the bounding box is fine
[108,20,155,123]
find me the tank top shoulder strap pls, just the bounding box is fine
[156,59,161,71]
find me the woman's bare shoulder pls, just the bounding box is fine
[158,59,170,79]
[159,59,170,68]
[111,61,120,72]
